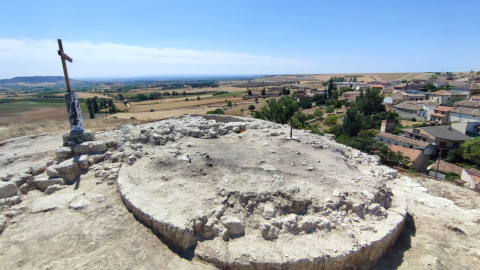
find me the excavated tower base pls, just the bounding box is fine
[116,115,407,269]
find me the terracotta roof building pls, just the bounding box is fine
[430,106,453,125]
[376,132,429,149]
[461,168,480,191]
[390,145,429,172]
[429,160,464,175]
[402,126,471,152]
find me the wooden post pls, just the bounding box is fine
[57,39,72,93]
[290,118,293,139]
[57,39,84,132]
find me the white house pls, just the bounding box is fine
[449,107,480,123]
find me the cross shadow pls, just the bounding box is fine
[368,212,416,269]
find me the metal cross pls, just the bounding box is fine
[57,39,73,93]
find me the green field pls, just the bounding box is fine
[0,98,87,112]
[207,91,241,98]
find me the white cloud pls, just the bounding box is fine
[0,38,317,78]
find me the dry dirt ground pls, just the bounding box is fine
[0,119,479,269]
[0,107,67,125]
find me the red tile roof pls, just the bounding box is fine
[390,145,422,164]
[435,106,454,112]
[432,160,464,175]
[431,90,451,96]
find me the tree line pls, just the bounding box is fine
[85,97,119,119]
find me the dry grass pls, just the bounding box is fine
[0,118,140,142]
[128,96,245,113]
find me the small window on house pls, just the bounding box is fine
[387,140,391,143]
[379,138,384,141]
[394,142,399,145]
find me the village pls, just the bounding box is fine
[234,72,480,193]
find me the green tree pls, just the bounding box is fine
[423,83,437,92]
[299,98,313,109]
[108,103,118,114]
[86,98,94,119]
[92,97,100,113]
[334,100,342,112]
[118,93,124,101]
[313,109,324,119]
[356,88,385,116]
[255,97,259,103]
[461,137,480,167]
[227,100,233,107]
[197,96,201,101]
[257,96,300,124]
[248,105,255,111]
[327,79,335,98]
[248,89,252,96]
[292,111,309,129]
[261,88,266,96]
[323,115,337,126]
[326,105,335,114]
[340,109,363,137]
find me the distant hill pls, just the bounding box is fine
[0,76,81,85]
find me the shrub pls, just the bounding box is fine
[206,108,225,114]
[323,115,337,126]
[326,105,335,114]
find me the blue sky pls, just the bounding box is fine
[1,0,479,78]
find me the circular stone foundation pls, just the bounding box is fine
[117,115,407,269]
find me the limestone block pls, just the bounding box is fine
[51,158,80,182]
[18,183,32,195]
[45,184,66,194]
[34,178,64,192]
[78,155,90,170]
[261,222,280,240]
[10,174,33,187]
[282,214,299,233]
[190,128,203,138]
[0,182,17,199]
[56,147,74,159]
[69,197,90,210]
[30,165,46,176]
[0,196,21,207]
[263,203,275,220]
[220,216,245,236]
[62,130,94,146]
[46,166,60,178]
[73,141,107,154]
[0,173,14,182]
